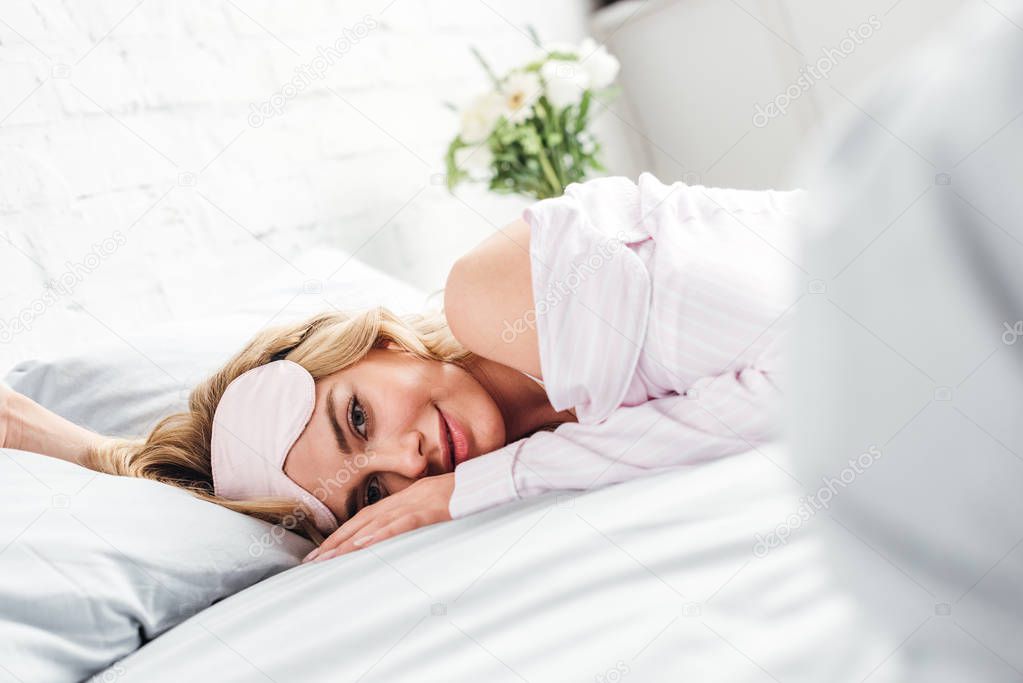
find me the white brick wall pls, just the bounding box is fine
[0,0,642,374]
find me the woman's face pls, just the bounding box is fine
[283,347,505,524]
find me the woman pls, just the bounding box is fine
[0,173,802,563]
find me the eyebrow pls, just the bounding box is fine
[326,385,358,521]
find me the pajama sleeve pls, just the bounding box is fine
[449,357,783,518]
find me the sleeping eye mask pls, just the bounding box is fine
[211,360,339,535]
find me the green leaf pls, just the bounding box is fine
[470,46,501,88]
[576,90,591,132]
[525,24,542,48]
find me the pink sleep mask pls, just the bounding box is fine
[210,360,339,535]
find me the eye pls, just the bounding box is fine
[365,476,385,506]
[348,395,368,439]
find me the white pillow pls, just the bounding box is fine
[4,250,428,439]
[0,448,311,683]
[0,253,428,682]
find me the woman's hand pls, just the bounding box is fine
[303,473,455,563]
[0,383,14,450]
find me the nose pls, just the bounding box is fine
[370,431,426,483]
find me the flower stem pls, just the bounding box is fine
[536,145,563,196]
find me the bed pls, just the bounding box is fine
[1,248,904,682]
[98,448,905,683]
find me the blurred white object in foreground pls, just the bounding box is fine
[790,7,1023,682]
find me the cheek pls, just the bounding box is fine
[448,369,506,449]
[398,358,506,450]
[285,428,344,504]
[472,404,506,452]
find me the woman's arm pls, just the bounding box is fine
[0,383,105,465]
[444,218,542,379]
[449,362,784,517]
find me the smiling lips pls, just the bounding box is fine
[437,410,454,472]
[438,408,469,472]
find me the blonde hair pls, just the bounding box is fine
[83,307,471,542]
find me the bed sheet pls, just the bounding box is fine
[101,445,908,683]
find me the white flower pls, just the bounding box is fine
[459,92,504,144]
[579,132,596,154]
[578,38,620,89]
[540,59,589,109]
[454,145,494,179]
[501,71,542,124]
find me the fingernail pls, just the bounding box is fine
[303,549,321,562]
[352,535,374,547]
[313,550,337,563]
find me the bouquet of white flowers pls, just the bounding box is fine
[445,35,620,200]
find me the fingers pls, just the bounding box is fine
[310,517,389,562]
[302,508,376,562]
[299,475,454,565]
[361,516,420,548]
[311,515,421,562]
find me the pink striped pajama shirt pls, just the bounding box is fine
[448,173,805,518]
